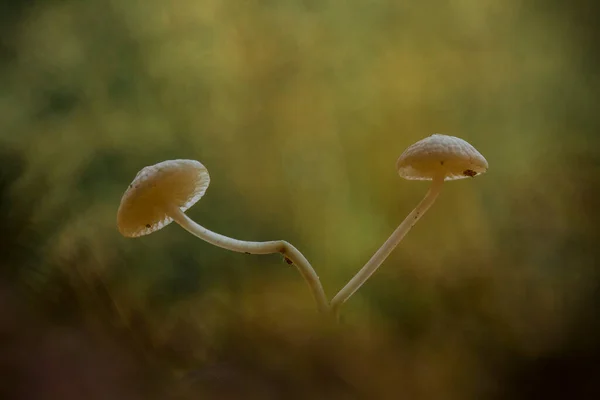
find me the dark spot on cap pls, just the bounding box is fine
[463,169,477,177]
[146,224,151,228]
[440,160,444,165]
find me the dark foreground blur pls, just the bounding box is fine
[1,0,599,399]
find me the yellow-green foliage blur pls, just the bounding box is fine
[1,0,599,399]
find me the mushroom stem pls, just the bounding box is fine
[330,175,445,318]
[167,206,329,314]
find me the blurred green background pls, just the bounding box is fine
[1,0,599,399]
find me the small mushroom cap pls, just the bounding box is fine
[117,159,210,237]
[396,134,488,181]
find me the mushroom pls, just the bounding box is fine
[330,134,488,316]
[117,159,329,313]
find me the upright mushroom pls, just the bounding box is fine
[330,134,488,317]
[117,159,329,313]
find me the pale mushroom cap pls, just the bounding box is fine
[396,134,488,181]
[117,159,210,237]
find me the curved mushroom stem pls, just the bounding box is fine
[167,206,329,314]
[330,175,445,319]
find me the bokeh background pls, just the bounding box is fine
[1,0,599,398]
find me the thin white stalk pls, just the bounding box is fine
[330,175,445,317]
[167,206,329,314]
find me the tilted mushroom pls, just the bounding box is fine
[117,159,329,313]
[330,134,488,317]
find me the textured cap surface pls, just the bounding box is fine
[396,134,488,181]
[117,159,210,237]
